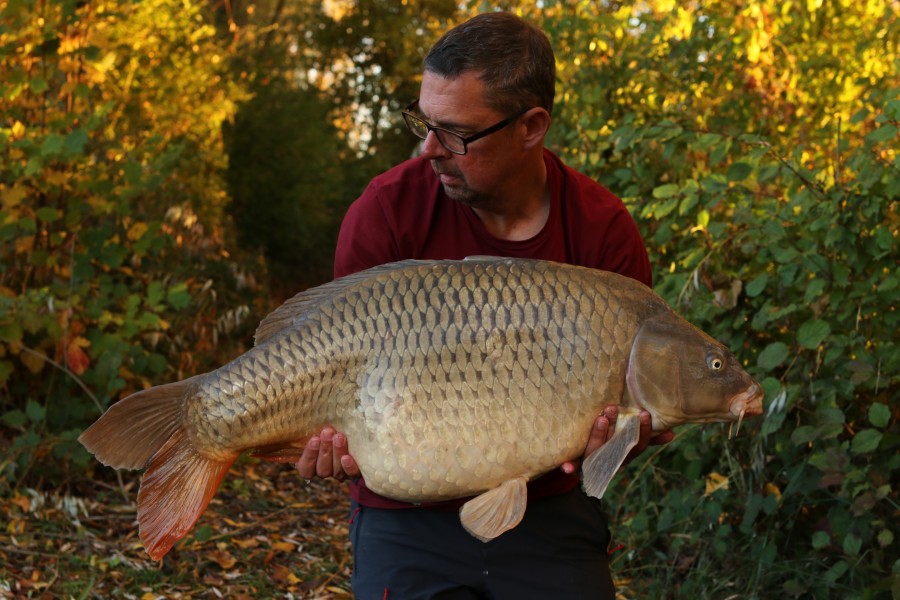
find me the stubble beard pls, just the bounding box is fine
[434,164,494,211]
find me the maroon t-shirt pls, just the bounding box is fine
[334,148,651,510]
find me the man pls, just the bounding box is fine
[296,11,673,599]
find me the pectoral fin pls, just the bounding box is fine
[581,413,641,499]
[459,476,528,542]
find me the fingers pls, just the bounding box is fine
[295,426,357,481]
[562,407,677,475]
[340,453,362,479]
[295,433,322,480]
[561,406,618,474]
[649,429,675,446]
[315,427,340,480]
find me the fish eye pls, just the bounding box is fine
[708,354,725,371]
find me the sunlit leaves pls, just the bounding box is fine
[535,0,899,596]
[0,0,259,486]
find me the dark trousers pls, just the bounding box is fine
[349,487,615,600]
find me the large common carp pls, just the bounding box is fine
[79,257,763,560]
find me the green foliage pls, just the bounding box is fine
[223,81,349,291]
[531,0,899,596]
[0,0,259,486]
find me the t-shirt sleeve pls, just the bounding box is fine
[603,206,652,287]
[333,181,400,279]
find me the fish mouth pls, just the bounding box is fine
[727,382,764,438]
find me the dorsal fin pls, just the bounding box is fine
[254,259,437,345]
[253,256,523,345]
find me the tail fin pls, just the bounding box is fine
[78,376,202,469]
[138,429,235,560]
[79,375,236,560]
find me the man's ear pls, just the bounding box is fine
[520,107,551,150]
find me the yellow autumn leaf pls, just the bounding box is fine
[271,540,296,553]
[127,222,148,241]
[765,482,783,502]
[15,235,35,254]
[1,185,28,209]
[705,472,730,496]
[11,491,32,511]
[12,121,25,138]
[21,349,46,374]
[7,518,26,534]
[209,549,237,569]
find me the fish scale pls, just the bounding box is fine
[79,257,763,559]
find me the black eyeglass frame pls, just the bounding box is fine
[401,100,530,155]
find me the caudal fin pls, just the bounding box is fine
[78,375,236,560]
[78,376,202,469]
[138,429,235,559]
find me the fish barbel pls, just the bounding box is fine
[79,257,763,559]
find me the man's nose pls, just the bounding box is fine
[419,130,452,160]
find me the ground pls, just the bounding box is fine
[1,460,353,599]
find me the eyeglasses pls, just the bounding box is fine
[401,100,530,155]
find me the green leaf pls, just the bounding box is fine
[726,162,753,182]
[167,283,191,310]
[0,359,13,385]
[797,319,830,349]
[652,183,680,198]
[842,533,861,556]
[63,129,88,156]
[25,399,46,423]
[867,123,898,143]
[147,281,165,308]
[30,76,49,94]
[2,409,27,429]
[791,425,816,446]
[758,342,789,370]
[654,197,680,219]
[35,207,61,222]
[40,134,64,157]
[193,524,214,542]
[850,429,882,455]
[746,274,768,297]
[868,403,890,428]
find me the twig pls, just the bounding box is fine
[0,338,103,413]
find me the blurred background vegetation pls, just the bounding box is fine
[1,0,897,598]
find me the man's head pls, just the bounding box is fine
[409,12,555,217]
[423,12,556,116]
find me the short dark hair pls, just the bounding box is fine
[423,12,556,115]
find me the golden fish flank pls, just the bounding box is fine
[79,257,764,560]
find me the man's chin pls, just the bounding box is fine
[442,184,472,205]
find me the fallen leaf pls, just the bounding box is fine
[209,549,236,569]
[271,541,295,553]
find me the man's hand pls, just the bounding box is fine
[560,405,674,475]
[295,426,360,482]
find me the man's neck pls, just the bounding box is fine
[472,181,551,241]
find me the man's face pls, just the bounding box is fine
[417,71,524,210]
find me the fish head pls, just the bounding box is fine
[625,310,764,432]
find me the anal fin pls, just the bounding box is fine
[581,413,641,499]
[459,476,528,542]
[248,442,306,463]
